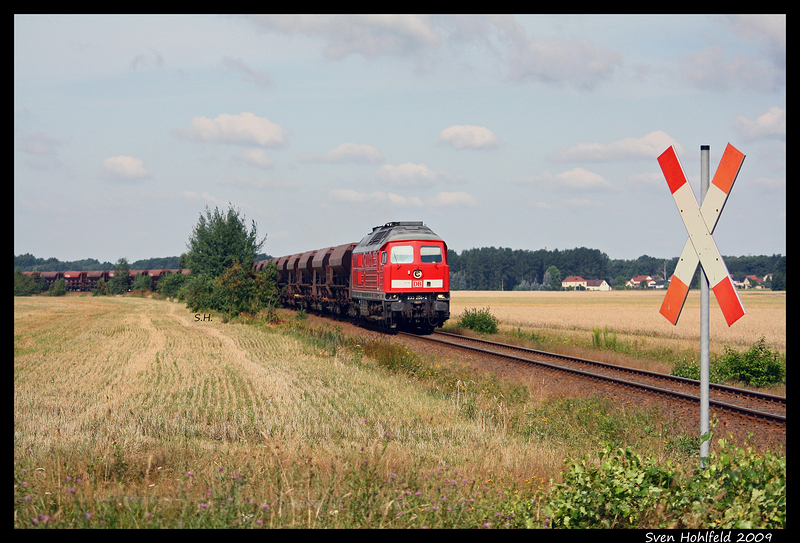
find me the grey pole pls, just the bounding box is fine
[700,145,710,465]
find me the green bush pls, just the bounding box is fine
[48,277,66,297]
[715,337,785,387]
[671,337,785,387]
[131,273,153,292]
[92,278,110,296]
[457,307,499,334]
[543,436,786,529]
[14,270,41,296]
[156,272,188,299]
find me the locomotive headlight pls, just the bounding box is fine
[413,269,422,279]
[437,294,446,299]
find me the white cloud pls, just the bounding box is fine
[376,162,458,186]
[329,189,477,208]
[732,106,785,142]
[234,148,274,168]
[518,168,616,192]
[297,142,384,164]
[438,125,499,150]
[99,156,152,180]
[552,131,684,162]
[172,112,289,147]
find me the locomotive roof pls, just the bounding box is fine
[353,221,443,253]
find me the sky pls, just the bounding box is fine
[14,14,786,265]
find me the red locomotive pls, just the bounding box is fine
[264,221,450,333]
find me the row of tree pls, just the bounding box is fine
[15,211,786,298]
[447,247,786,291]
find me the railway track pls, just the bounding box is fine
[399,330,786,428]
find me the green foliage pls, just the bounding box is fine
[544,265,561,290]
[715,337,785,387]
[108,258,130,295]
[671,337,785,387]
[156,271,188,299]
[591,326,619,350]
[457,307,499,334]
[182,262,279,319]
[14,270,41,296]
[131,273,153,292]
[48,278,66,297]
[91,278,109,296]
[543,436,786,529]
[185,205,266,279]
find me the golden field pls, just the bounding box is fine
[449,289,786,356]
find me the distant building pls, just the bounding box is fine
[626,275,655,288]
[585,279,611,291]
[562,276,586,289]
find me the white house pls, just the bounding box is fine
[562,276,587,289]
[586,279,611,291]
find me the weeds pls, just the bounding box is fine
[671,336,786,387]
[457,307,499,334]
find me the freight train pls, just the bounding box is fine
[258,221,450,333]
[21,221,451,333]
[21,268,190,293]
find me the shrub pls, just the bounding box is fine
[671,337,785,387]
[14,270,41,296]
[131,273,153,292]
[48,278,66,297]
[457,307,499,334]
[715,337,785,387]
[92,278,110,296]
[543,436,786,529]
[156,272,188,299]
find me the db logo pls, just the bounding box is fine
[412,280,423,288]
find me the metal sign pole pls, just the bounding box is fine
[700,145,710,465]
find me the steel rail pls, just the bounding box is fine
[400,331,785,426]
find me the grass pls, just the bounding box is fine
[14,294,785,528]
[444,290,786,393]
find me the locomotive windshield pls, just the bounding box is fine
[420,246,443,263]
[390,245,414,264]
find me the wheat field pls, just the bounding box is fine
[449,289,785,356]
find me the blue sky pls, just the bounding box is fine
[14,15,785,264]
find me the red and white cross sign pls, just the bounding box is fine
[658,144,746,327]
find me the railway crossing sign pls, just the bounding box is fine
[658,144,746,326]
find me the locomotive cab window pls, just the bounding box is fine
[390,245,414,264]
[420,246,443,263]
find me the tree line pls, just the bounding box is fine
[447,247,785,291]
[14,230,786,294]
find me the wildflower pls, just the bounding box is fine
[199,503,209,509]
[257,519,263,526]
[68,488,76,494]
[86,512,93,519]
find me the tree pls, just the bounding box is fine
[14,270,41,296]
[545,265,561,290]
[108,258,130,295]
[185,205,266,279]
